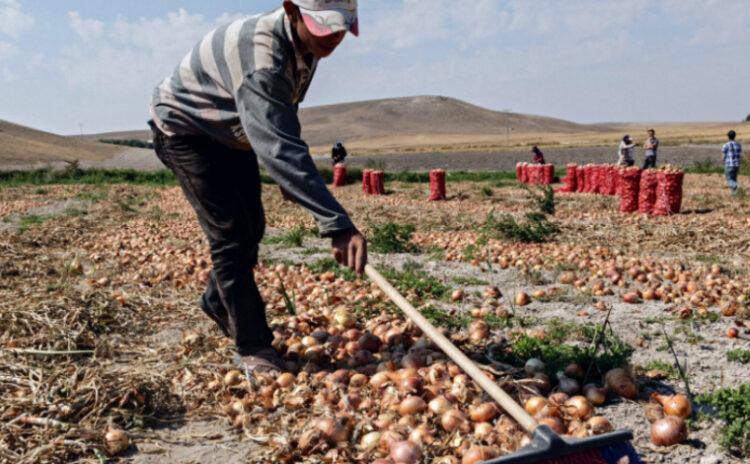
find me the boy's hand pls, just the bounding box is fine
[332,228,367,275]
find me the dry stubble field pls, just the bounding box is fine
[1,172,749,464]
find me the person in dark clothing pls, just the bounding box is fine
[531,146,546,164]
[149,1,366,377]
[332,141,348,165]
[642,129,659,169]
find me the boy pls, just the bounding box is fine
[149,0,366,376]
[722,130,742,195]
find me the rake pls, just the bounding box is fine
[366,265,642,464]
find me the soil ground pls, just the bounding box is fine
[1,173,749,463]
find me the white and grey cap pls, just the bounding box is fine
[290,0,359,37]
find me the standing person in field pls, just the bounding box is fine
[618,135,636,167]
[722,130,742,195]
[331,141,348,165]
[531,145,546,164]
[642,129,659,169]
[149,0,366,377]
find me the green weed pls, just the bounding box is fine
[263,225,314,247]
[420,305,470,330]
[369,222,417,253]
[17,215,46,233]
[697,383,750,458]
[727,349,750,364]
[381,266,448,302]
[482,211,560,244]
[451,276,489,286]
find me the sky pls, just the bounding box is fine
[1,0,749,135]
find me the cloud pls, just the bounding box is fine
[68,11,104,41]
[0,0,34,39]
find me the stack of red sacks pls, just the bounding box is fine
[429,169,447,201]
[653,168,685,216]
[332,163,347,187]
[517,163,555,185]
[362,169,386,195]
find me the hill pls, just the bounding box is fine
[0,119,120,167]
[81,96,611,148]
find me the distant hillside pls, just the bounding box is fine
[81,96,611,147]
[299,96,612,146]
[0,119,120,166]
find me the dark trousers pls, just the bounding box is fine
[642,155,657,169]
[150,122,273,355]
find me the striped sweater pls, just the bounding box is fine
[150,7,354,236]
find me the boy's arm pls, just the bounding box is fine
[235,69,354,237]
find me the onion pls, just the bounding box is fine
[332,307,355,328]
[452,289,465,302]
[556,373,580,395]
[469,402,499,422]
[389,440,422,464]
[564,363,584,380]
[563,396,593,420]
[587,416,613,435]
[727,327,739,338]
[223,369,243,387]
[583,384,607,406]
[524,396,548,416]
[370,372,391,389]
[358,332,382,352]
[313,417,349,443]
[474,422,494,440]
[538,416,565,434]
[515,293,531,306]
[651,393,692,419]
[399,396,427,416]
[548,392,570,406]
[604,368,638,399]
[650,416,688,446]
[398,376,424,395]
[462,446,499,464]
[644,402,665,423]
[360,431,381,450]
[409,424,435,445]
[429,396,452,415]
[524,358,545,376]
[350,373,368,388]
[276,372,295,388]
[441,409,467,432]
[104,427,129,455]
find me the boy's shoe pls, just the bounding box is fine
[234,348,286,379]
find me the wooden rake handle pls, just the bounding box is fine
[365,264,538,433]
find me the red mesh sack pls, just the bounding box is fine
[653,169,685,216]
[516,163,523,183]
[528,165,538,184]
[370,171,385,195]
[582,165,592,192]
[333,164,347,187]
[429,169,447,201]
[614,166,623,196]
[362,169,372,194]
[590,165,602,194]
[604,165,618,195]
[619,167,641,213]
[543,164,555,185]
[563,164,578,192]
[599,165,610,195]
[638,169,658,214]
[576,166,586,193]
[520,163,529,184]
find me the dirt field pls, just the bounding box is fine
[1,170,749,463]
